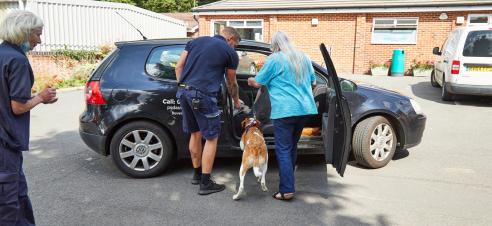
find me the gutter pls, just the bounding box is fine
[193,5,492,15]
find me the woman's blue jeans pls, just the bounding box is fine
[272,115,309,193]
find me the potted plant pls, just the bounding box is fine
[369,60,391,76]
[410,60,434,77]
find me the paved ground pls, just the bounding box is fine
[25,75,492,226]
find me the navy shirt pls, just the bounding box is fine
[179,35,239,94]
[0,42,34,151]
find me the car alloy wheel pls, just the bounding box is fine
[110,121,173,178]
[352,116,397,168]
[119,130,163,171]
[369,123,394,161]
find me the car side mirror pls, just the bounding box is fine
[340,80,357,92]
[432,47,442,56]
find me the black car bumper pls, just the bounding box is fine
[79,129,107,156]
[402,114,426,150]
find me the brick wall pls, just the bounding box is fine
[199,10,492,74]
[27,54,85,79]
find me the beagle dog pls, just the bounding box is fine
[233,118,268,200]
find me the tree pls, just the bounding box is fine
[98,0,220,13]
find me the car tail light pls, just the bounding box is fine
[86,81,106,105]
[451,60,460,75]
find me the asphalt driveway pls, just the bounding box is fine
[25,75,492,226]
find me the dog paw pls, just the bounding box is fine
[233,194,241,200]
[261,184,268,192]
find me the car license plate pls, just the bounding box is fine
[467,66,492,72]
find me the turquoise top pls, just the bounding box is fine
[255,52,318,119]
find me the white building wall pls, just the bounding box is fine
[0,0,187,52]
[0,1,19,20]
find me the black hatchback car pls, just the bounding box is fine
[79,39,426,178]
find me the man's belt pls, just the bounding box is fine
[178,83,218,97]
[178,83,196,91]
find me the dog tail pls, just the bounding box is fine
[253,166,262,178]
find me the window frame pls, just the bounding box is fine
[468,14,492,25]
[371,17,419,45]
[210,19,264,41]
[144,44,185,82]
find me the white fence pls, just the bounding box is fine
[0,0,187,52]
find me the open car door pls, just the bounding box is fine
[319,43,352,177]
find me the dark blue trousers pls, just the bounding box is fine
[0,146,35,226]
[272,115,309,193]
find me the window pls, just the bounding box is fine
[145,45,184,80]
[371,18,418,44]
[468,14,492,25]
[463,30,492,57]
[212,20,263,41]
[236,50,267,76]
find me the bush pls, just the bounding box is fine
[369,60,391,69]
[53,48,100,63]
[32,45,114,93]
[410,59,434,71]
[72,63,97,81]
[31,63,96,93]
[52,44,115,64]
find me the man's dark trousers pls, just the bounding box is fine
[0,146,35,226]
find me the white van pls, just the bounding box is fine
[432,25,492,101]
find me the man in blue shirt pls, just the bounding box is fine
[0,11,57,225]
[175,27,241,195]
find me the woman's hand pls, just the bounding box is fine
[247,77,261,88]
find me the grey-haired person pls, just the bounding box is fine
[0,10,57,225]
[248,31,317,201]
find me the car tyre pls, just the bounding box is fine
[430,70,439,87]
[441,74,454,101]
[110,121,174,178]
[352,116,396,169]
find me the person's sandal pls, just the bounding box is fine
[272,192,294,201]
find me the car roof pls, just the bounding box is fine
[115,38,192,47]
[115,38,271,49]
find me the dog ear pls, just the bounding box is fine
[255,120,261,128]
[241,118,248,129]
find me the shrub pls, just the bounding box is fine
[369,60,391,69]
[31,63,96,93]
[410,59,434,71]
[52,44,115,65]
[72,63,97,81]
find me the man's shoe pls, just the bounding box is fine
[198,180,225,195]
[191,173,201,185]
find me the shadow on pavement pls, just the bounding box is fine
[411,82,492,107]
[26,130,392,225]
[392,149,410,161]
[171,154,392,225]
[347,148,410,170]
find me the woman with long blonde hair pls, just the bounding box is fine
[248,31,317,201]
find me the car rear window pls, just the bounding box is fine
[462,30,492,57]
[145,45,185,80]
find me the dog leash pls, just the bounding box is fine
[251,86,264,120]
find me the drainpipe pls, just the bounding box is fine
[193,14,199,37]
